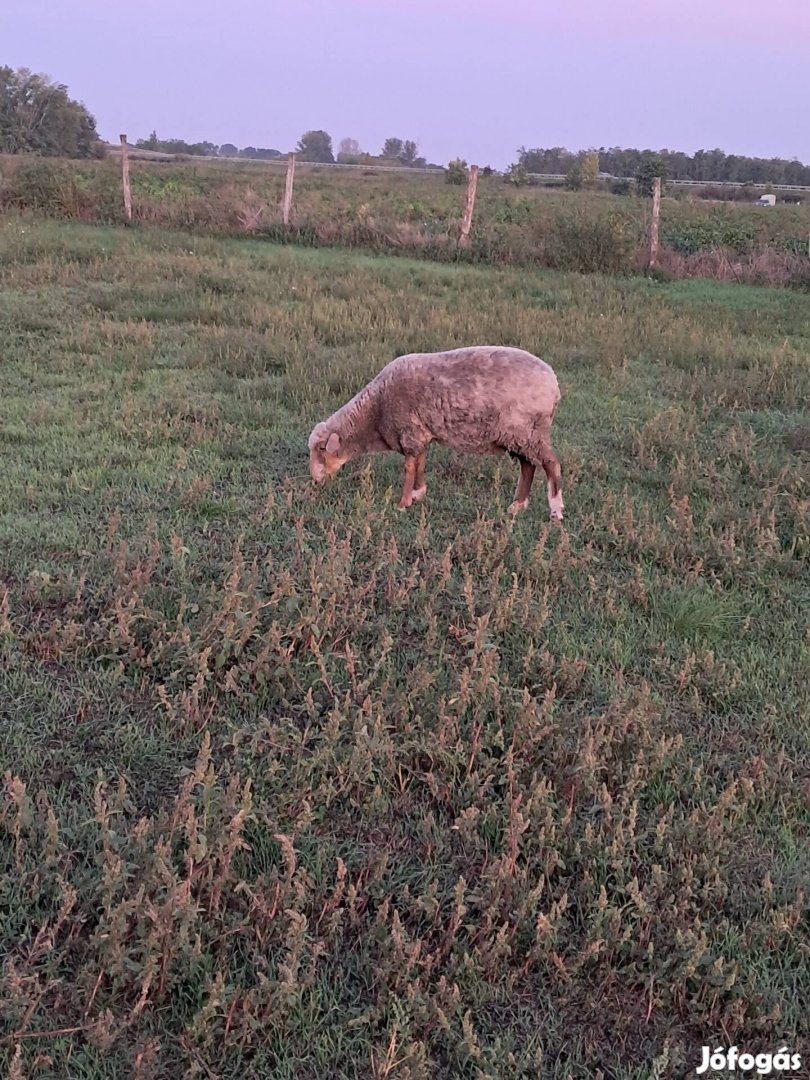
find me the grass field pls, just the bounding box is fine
[1,218,809,1078]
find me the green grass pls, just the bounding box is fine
[1,218,809,1078]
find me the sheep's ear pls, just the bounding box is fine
[325,432,341,455]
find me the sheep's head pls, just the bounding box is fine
[308,423,348,484]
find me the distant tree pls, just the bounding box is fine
[219,143,238,157]
[235,147,281,159]
[506,161,529,186]
[581,151,599,189]
[337,136,363,164]
[599,147,642,179]
[135,136,214,156]
[400,139,418,165]
[565,159,583,191]
[513,143,810,186]
[445,158,469,185]
[517,145,577,175]
[0,66,101,158]
[339,136,361,157]
[481,165,494,178]
[297,129,334,162]
[566,150,599,190]
[636,153,668,196]
[382,137,404,160]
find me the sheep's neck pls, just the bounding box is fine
[329,385,386,456]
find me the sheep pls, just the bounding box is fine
[307,345,564,520]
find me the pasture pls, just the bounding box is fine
[3,155,810,285]
[0,218,809,1078]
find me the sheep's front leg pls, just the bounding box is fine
[411,450,427,503]
[508,458,535,515]
[398,455,418,510]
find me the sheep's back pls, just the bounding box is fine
[376,346,559,454]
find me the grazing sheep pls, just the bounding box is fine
[308,345,564,520]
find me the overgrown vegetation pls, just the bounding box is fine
[0,220,808,1077]
[2,155,809,288]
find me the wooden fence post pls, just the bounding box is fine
[459,164,479,247]
[282,153,296,225]
[648,176,661,268]
[119,134,132,222]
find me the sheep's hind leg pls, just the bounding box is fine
[508,457,535,515]
[398,455,418,510]
[411,450,427,503]
[542,451,564,522]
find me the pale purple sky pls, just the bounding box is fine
[5,0,808,167]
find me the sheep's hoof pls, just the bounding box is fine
[397,499,412,511]
[411,485,427,503]
[550,509,564,523]
[508,499,529,515]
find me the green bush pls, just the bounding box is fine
[662,218,756,255]
[506,162,529,187]
[610,178,632,196]
[1,159,121,222]
[566,151,598,192]
[636,154,668,197]
[445,158,469,185]
[546,210,639,273]
[2,160,68,214]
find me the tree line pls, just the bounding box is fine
[296,131,432,168]
[3,64,809,188]
[132,131,434,167]
[516,146,810,186]
[135,133,284,159]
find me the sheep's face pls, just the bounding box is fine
[308,424,347,484]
